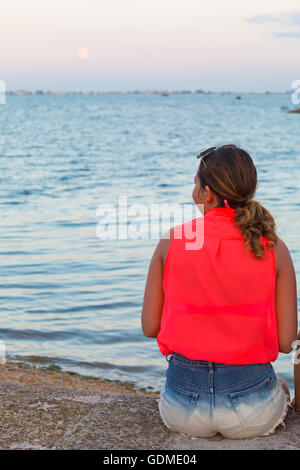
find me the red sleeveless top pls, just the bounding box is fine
[156,206,278,364]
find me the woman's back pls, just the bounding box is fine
[157,205,278,364]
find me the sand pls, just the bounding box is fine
[0,361,159,397]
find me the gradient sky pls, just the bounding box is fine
[1,0,300,91]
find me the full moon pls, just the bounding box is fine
[77,48,89,59]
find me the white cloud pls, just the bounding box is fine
[245,10,300,39]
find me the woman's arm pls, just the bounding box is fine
[141,230,172,338]
[274,238,298,353]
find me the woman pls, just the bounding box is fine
[141,144,298,439]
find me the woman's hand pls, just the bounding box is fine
[291,397,300,413]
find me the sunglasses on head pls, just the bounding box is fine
[197,144,237,167]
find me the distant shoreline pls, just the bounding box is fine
[5,90,292,96]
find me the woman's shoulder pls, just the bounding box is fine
[273,238,293,275]
[274,238,291,258]
[158,227,175,266]
[158,217,205,263]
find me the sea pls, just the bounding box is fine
[0,92,299,393]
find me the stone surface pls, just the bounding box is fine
[0,381,103,449]
[54,395,171,450]
[0,380,300,450]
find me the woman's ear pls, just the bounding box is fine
[204,185,212,203]
[205,185,218,204]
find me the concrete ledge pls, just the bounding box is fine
[0,381,299,450]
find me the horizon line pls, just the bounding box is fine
[6,89,292,95]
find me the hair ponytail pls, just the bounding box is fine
[233,200,278,259]
[197,145,278,259]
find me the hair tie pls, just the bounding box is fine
[224,199,230,209]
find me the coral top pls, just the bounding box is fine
[156,206,278,364]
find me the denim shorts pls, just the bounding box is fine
[158,352,290,439]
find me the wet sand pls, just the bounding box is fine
[0,361,159,397]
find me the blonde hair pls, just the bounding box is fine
[197,145,278,258]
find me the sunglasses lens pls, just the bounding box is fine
[222,144,236,150]
[197,146,216,159]
[197,144,237,159]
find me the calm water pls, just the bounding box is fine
[0,93,299,393]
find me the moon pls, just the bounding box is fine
[77,48,89,60]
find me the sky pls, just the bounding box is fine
[1,0,300,92]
